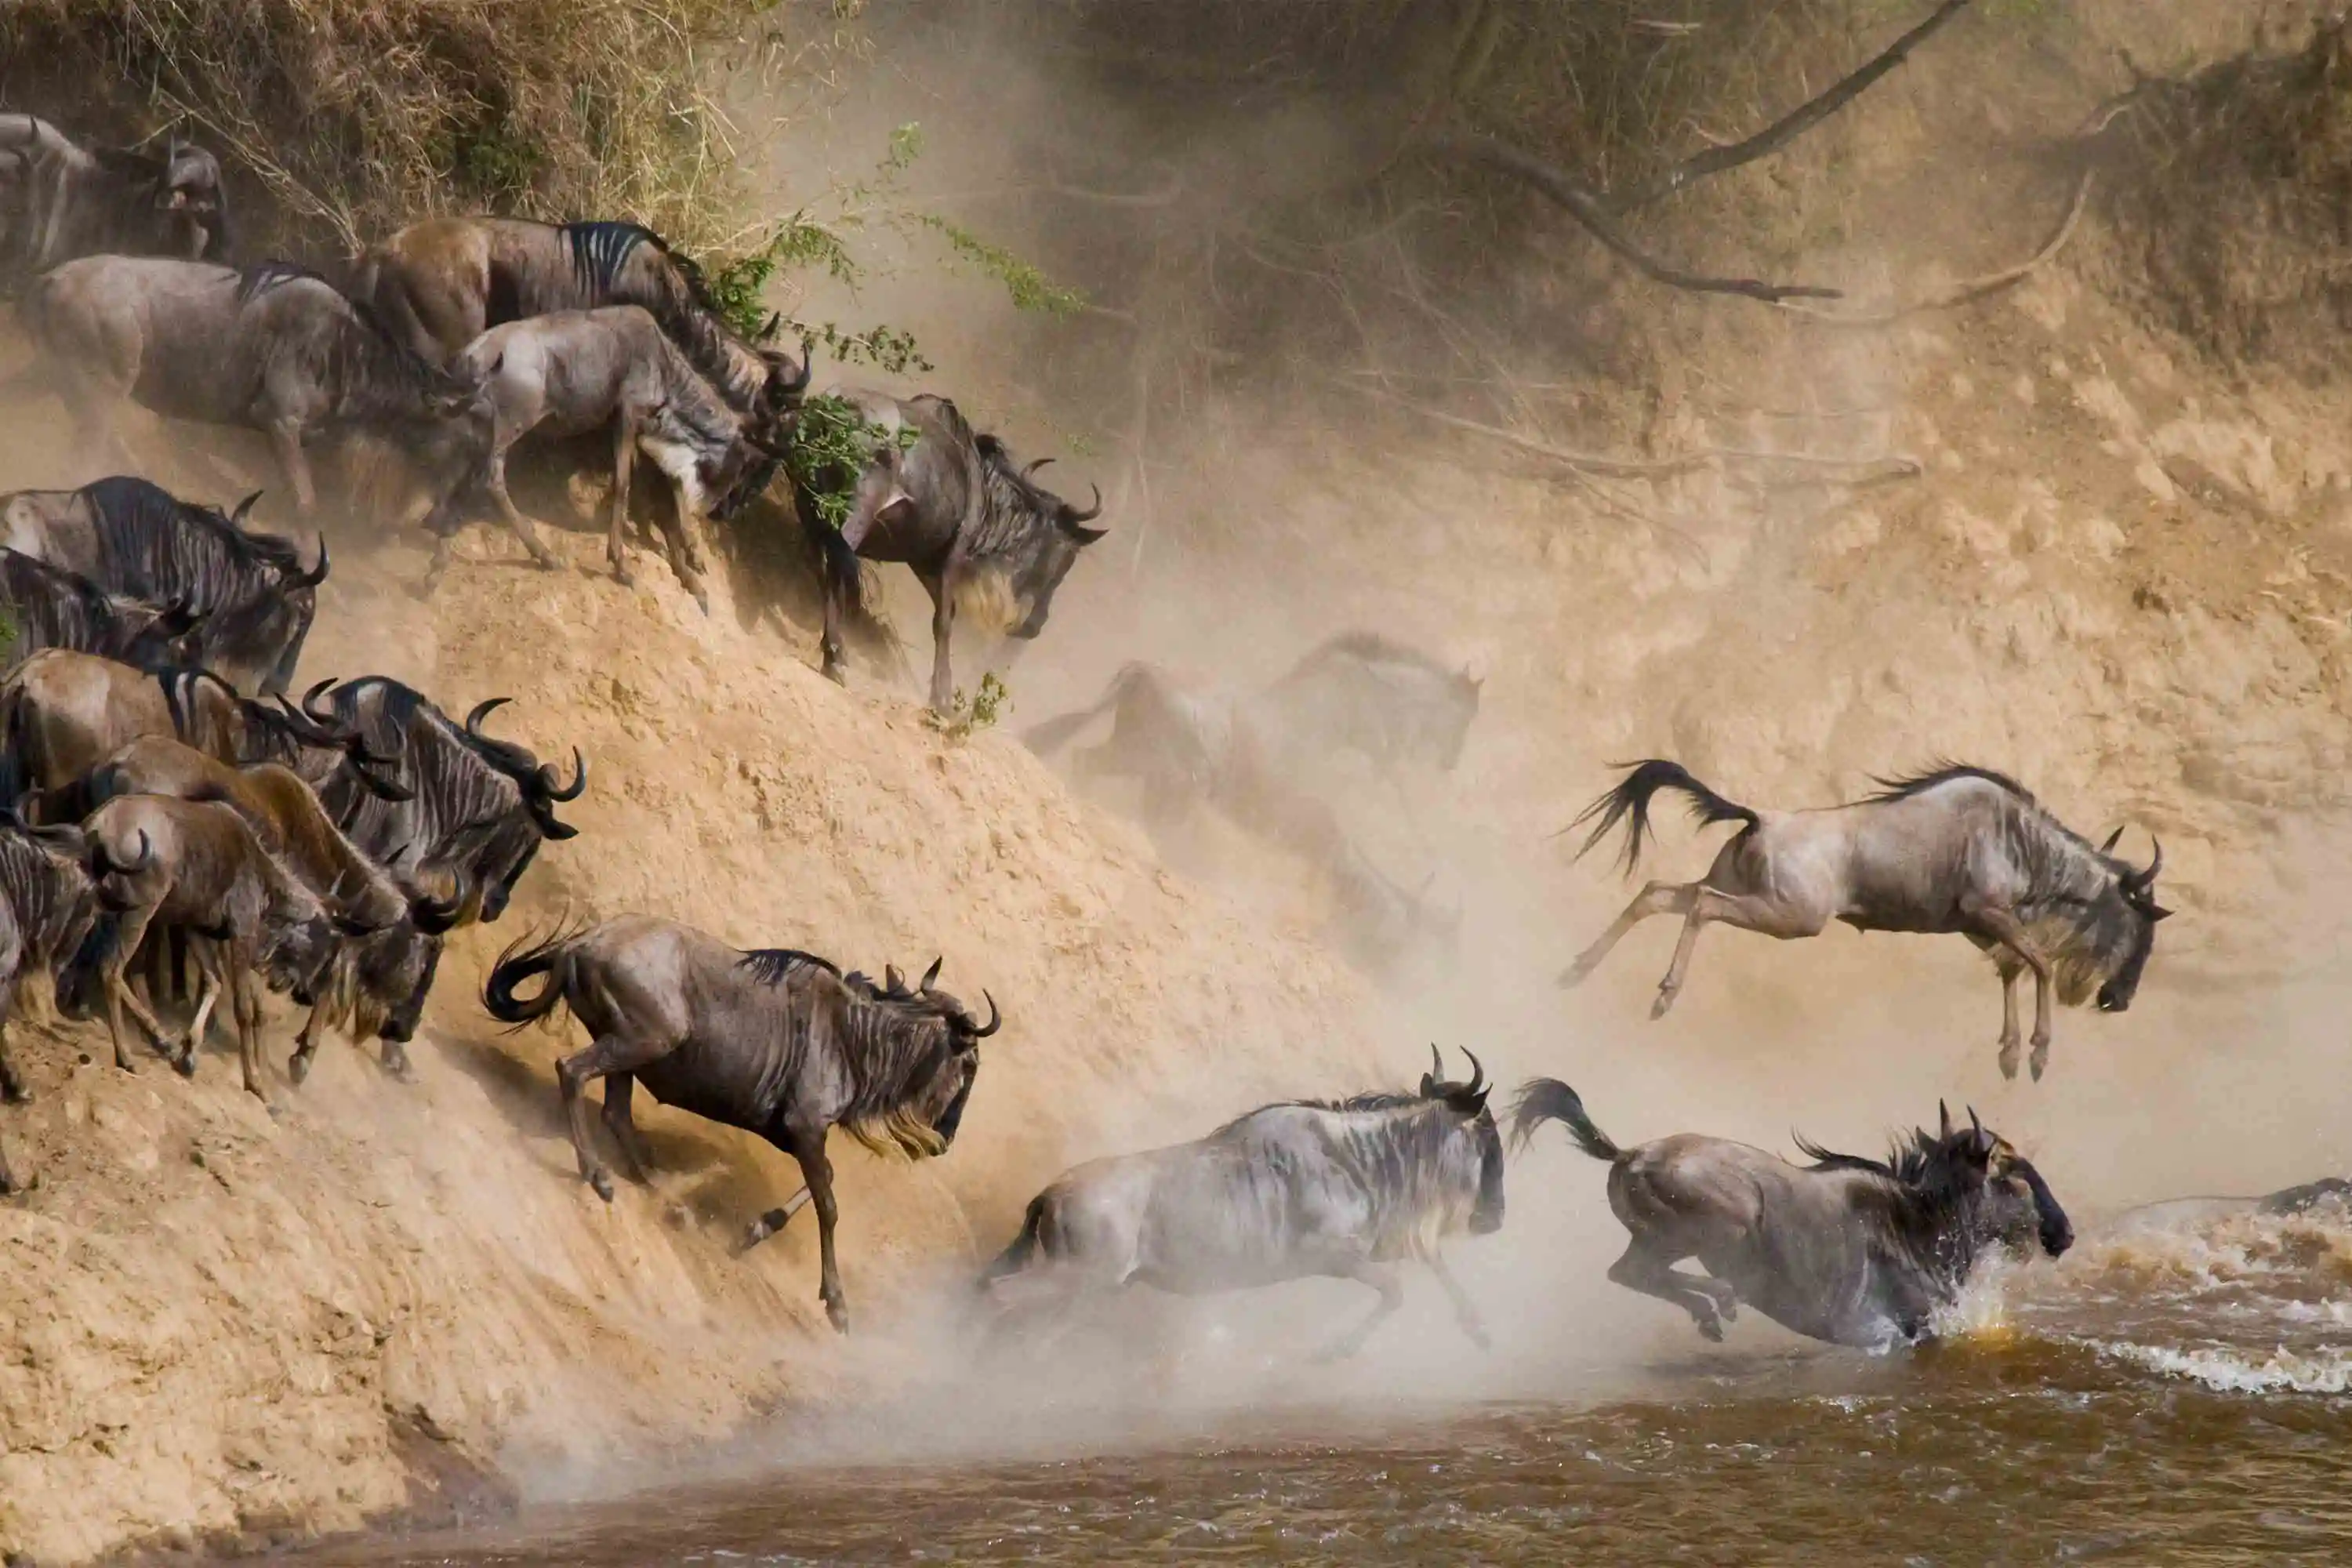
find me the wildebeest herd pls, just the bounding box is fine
[0,111,2183,1357]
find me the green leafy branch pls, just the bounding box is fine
[786,393,919,529]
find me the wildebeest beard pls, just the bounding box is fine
[1991,802,2161,1007]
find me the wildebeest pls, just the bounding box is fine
[978,1047,1504,1359]
[16,257,479,514]
[0,474,327,693]
[800,391,1105,713]
[436,306,785,604]
[483,917,994,1331]
[0,549,198,668]
[0,812,100,1108]
[303,681,582,924]
[1512,1081,2072,1348]
[82,736,460,1080]
[0,115,229,283]
[1560,762,2171,1080]
[355,217,808,424]
[76,794,376,1098]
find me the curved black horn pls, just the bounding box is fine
[296,532,329,587]
[464,696,510,738]
[1428,1043,1445,1084]
[884,964,907,996]
[537,748,587,802]
[299,677,338,727]
[2099,826,2125,855]
[967,989,1001,1039]
[1022,456,1056,481]
[2138,835,2163,888]
[408,887,466,936]
[757,310,782,343]
[230,490,263,528]
[1969,1105,1984,1141]
[920,955,943,993]
[1065,482,1104,524]
[1461,1047,1486,1098]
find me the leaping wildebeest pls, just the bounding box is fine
[0,116,230,284]
[0,474,327,694]
[16,257,480,515]
[1560,762,2170,1081]
[978,1047,1504,1360]
[483,916,995,1332]
[437,305,789,604]
[798,391,1105,713]
[354,217,808,426]
[1512,1080,2072,1348]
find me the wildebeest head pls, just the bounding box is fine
[848,955,998,1153]
[752,316,815,420]
[973,443,1106,641]
[2091,829,2169,1014]
[1420,1044,1504,1235]
[455,697,586,918]
[161,137,229,259]
[346,882,463,1044]
[1930,1103,2073,1260]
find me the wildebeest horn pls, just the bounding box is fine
[2127,835,2163,892]
[538,748,588,802]
[1428,1043,1445,1083]
[1939,1100,1955,1142]
[758,310,782,343]
[2100,826,2125,855]
[408,887,466,936]
[464,696,510,737]
[1065,483,1104,525]
[967,989,1001,1039]
[1022,457,1055,480]
[1461,1047,1486,1098]
[884,964,906,995]
[230,490,263,528]
[1969,1105,1984,1142]
[296,532,329,587]
[920,955,943,993]
[299,677,339,727]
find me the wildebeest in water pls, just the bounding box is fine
[0,115,230,283]
[1560,762,2170,1080]
[483,916,995,1332]
[979,1047,1505,1360]
[799,390,1105,713]
[1512,1080,2072,1348]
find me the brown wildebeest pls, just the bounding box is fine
[798,390,1105,713]
[0,115,230,283]
[1561,762,2170,1081]
[483,916,994,1332]
[76,794,379,1098]
[978,1047,1504,1360]
[438,306,786,604]
[354,217,807,423]
[1512,1080,2072,1348]
[16,257,479,514]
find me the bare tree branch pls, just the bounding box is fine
[1420,130,1842,303]
[1610,0,1980,212]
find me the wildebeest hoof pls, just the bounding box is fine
[612,564,635,589]
[289,1051,313,1087]
[824,1297,849,1334]
[589,1169,615,1203]
[1649,988,1679,1021]
[1694,1312,1726,1343]
[1997,1047,2020,1082]
[2029,1050,2049,1083]
[380,1049,417,1084]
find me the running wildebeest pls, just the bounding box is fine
[437,305,786,604]
[82,736,459,1081]
[1512,1081,2072,1348]
[799,390,1105,713]
[0,115,230,283]
[76,794,381,1097]
[354,216,808,424]
[1560,762,2171,1080]
[0,549,199,669]
[978,1047,1504,1360]
[0,475,326,693]
[483,918,995,1332]
[302,681,582,924]
[16,257,480,514]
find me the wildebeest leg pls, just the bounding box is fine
[599,1072,655,1185]
[1561,881,1698,987]
[775,1125,848,1333]
[1426,1250,1492,1351]
[606,416,638,588]
[100,906,178,1073]
[739,1186,812,1254]
[922,570,956,716]
[486,444,560,570]
[1964,906,2056,1081]
[289,993,332,1086]
[266,418,318,514]
[654,474,713,614]
[1989,948,2027,1080]
[230,956,270,1105]
[1607,1240,1726,1341]
[555,1032,676,1201]
[1311,1259,1405,1362]
[1651,889,1827,1021]
[0,973,26,1105]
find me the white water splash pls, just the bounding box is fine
[2084,1338,2352,1396]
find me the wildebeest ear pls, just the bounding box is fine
[1938,1101,1954,1142]
[540,818,580,841]
[2151,904,2173,921]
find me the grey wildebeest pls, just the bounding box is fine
[0,474,327,693]
[75,794,379,1098]
[1512,1081,2072,1348]
[799,391,1105,713]
[0,811,100,1116]
[355,217,807,424]
[435,305,786,604]
[0,116,230,283]
[0,549,199,668]
[303,681,582,924]
[1560,762,2170,1081]
[16,257,478,514]
[82,736,460,1082]
[483,917,994,1331]
[978,1047,1504,1360]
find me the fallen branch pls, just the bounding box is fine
[1611,0,1980,212]
[1421,130,1842,303]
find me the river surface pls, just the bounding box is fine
[292,1199,2352,1566]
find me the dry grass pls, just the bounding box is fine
[1,0,778,257]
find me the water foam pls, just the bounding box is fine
[2083,1338,2352,1396]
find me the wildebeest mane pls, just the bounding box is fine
[1862,763,2038,811]
[1794,1127,1982,1214]
[736,946,840,985]
[965,423,1074,557]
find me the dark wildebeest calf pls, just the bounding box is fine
[0,116,229,283]
[439,306,788,603]
[1513,1081,2072,1348]
[800,391,1105,713]
[979,1048,1504,1360]
[1562,763,2171,1080]
[0,475,327,693]
[484,916,994,1332]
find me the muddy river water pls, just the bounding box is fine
[293,1200,2352,1566]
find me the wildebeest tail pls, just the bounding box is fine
[1568,759,1759,873]
[1022,662,1149,757]
[481,924,580,1028]
[1509,1078,1622,1162]
[975,1191,1056,1290]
